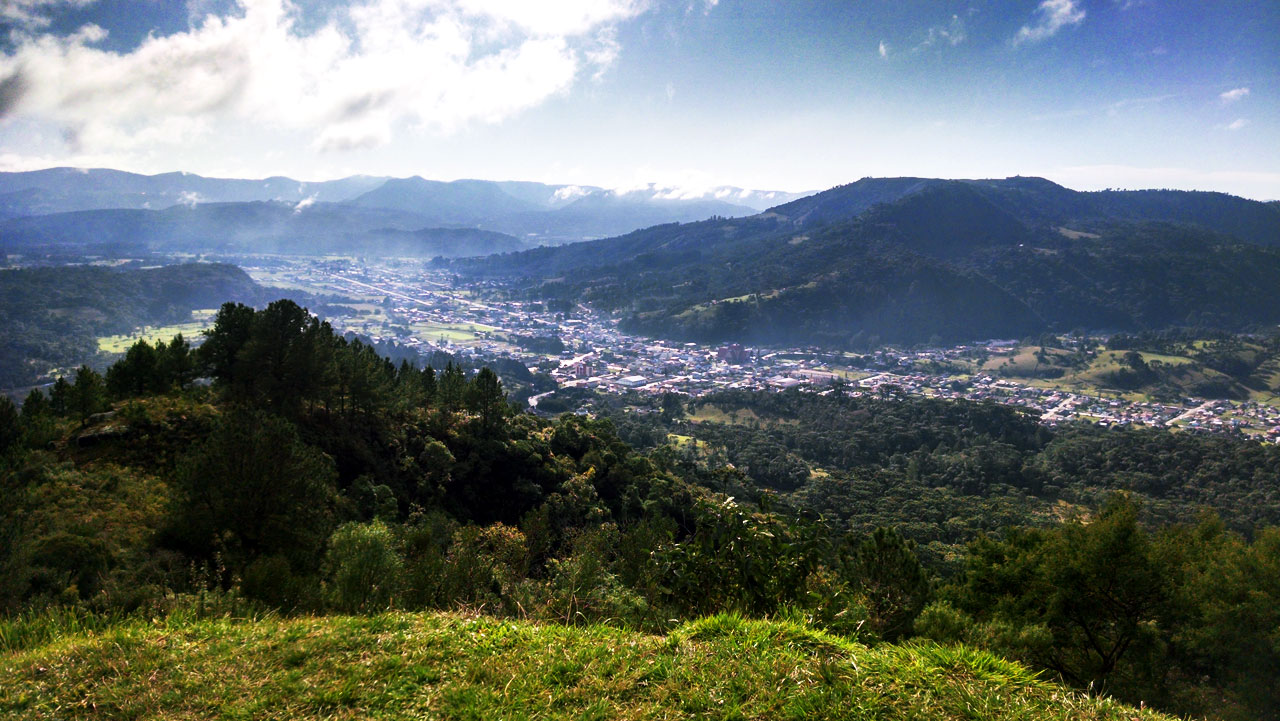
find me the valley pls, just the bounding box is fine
[229,256,1280,441]
[3,2,1278,718]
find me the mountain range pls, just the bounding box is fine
[0,168,809,257]
[446,176,1280,347]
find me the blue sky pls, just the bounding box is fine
[0,0,1276,198]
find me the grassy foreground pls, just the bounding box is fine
[0,611,1172,720]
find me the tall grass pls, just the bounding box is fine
[0,589,275,653]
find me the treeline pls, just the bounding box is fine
[4,305,1280,718]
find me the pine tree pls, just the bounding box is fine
[48,376,72,417]
[69,365,108,425]
[467,367,508,432]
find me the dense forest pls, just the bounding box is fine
[0,263,262,389]
[2,298,1280,719]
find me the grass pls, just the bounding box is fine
[96,310,219,353]
[410,321,500,345]
[667,433,711,451]
[980,345,1257,403]
[688,404,797,427]
[0,610,1174,720]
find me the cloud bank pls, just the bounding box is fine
[0,0,645,154]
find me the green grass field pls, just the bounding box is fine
[96,310,219,353]
[0,611,1171,720]
[667,433,711,451]
[976,345,1259,402]
[410,321,502,345]
[689,404,799,427]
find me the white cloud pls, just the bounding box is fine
[1225,118,1249,131]
[1220,87,1250,103]
[0,0,646,155]
[552,184,589,200]
[1013,0,1085,45]
[878,40,888,58]
[916,15,965,50]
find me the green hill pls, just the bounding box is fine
[0,611,1172,720]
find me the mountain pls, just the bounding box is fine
[350,178,769,242]
[446,176,1280,347]
[0,201,526,258]
[500,189,760,241]
[767,176,1280,247]
[0,167,388,217]
[349,176,540,223]
[0,167,811,246]
[361,227,529,257]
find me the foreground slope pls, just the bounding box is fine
[0,612,1172,721]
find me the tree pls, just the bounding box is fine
[48,376,71,417]
[106,340,159,398]
[438,362,467,413]
[466,367,508,432]
[420,365,437,404]
[324,521,404,613]
[851,527,931,641]
[660,392,685,421]
[159,333,196,389]
[198,302,256,382]
[170,409,338,574]
[68,366,107,425]
[0,395,20,458]
[949,497,1173,695]
[20,389,50,420]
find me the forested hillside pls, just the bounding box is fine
[2,299,1279,719]
[0,263,261,388]
[446,177,1280,347]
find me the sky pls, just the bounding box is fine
[0,0,1276,199]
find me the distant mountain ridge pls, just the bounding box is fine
[767,176,1280,247]
[0,201,529,258]
[447,175,1280,347]
[0,167,810,248]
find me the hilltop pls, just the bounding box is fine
[0,611,1171,720]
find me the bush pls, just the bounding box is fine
[442,523,528,614]
[543,524,647,626]
[324,521,404,613]
[243,554,313,611]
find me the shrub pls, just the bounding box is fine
[324,521,404,613]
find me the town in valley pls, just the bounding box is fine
[218,256,1280,442]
